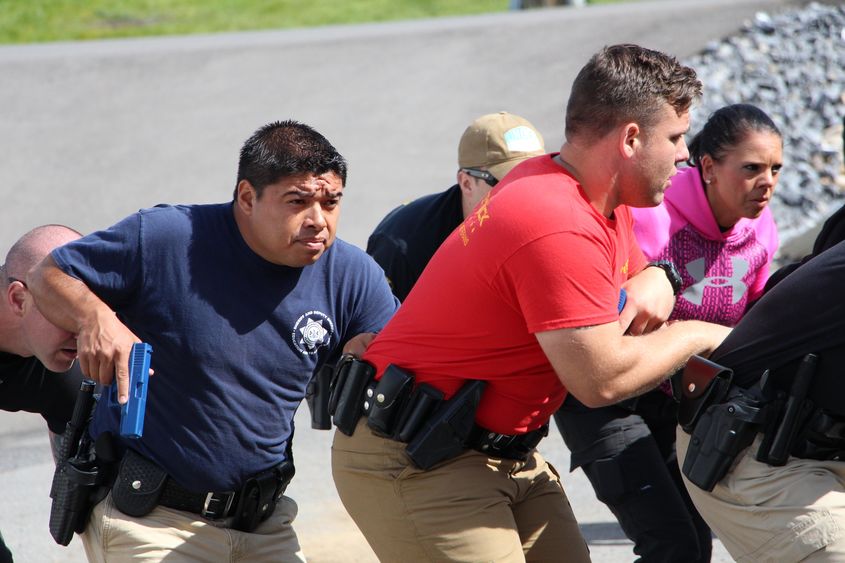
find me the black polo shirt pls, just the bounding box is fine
[0,352,83,433]
[366,184,463,302]
[713,239,845,412]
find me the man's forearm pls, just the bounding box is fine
[538,318,730,408]
[28,255,139,394]
[27,255,110,333]
[592,320,730,405]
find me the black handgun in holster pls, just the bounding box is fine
[682,385,768,492]
[755,354,818,466]
[49,380,115,545]
[306,364,334,430]
[405,380,486,470]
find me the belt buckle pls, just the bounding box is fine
[489,432,516,450]
[202,491,235,519]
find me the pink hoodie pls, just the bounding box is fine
[631,166,779,326]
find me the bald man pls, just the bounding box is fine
[0,224,82,563]
[0,224,83,429]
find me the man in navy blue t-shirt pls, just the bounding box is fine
[28,120,398,561]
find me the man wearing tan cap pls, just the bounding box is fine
[366,111,545,301]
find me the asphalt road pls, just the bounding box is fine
[0,0,819,560]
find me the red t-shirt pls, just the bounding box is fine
[363,154,647,434]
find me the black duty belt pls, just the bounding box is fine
[466,423,549,461]
[111,448,295,532]
[329,357,552,468]
[158,479,239,519]
[156,461,295,523]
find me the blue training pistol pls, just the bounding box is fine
[108,342,153,439]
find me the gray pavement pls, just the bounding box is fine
[0,0,819,560]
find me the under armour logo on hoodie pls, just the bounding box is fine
[682,257,749,305]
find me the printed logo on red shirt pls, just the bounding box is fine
[459,192,492,246]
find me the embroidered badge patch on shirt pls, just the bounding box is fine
[291,310,335,355]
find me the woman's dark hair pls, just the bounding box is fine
[687,104,782,167]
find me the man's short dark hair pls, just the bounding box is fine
[565,44,702,142]
[234,120,348,199]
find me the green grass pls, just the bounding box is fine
[0,0,514,44]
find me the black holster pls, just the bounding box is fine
[305,364,333,430]
[49,381,116,546]
[681,355,826,490]
[328,357,491,469]
[50,456,104,544]
[405,380,486,470]
[111,449,168,517]
[677,355,734,433]
[231,460,295,532]
[328,355,376,436]
[682,386,768,491]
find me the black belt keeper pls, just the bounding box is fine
[467,423,549,461]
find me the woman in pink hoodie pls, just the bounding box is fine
[633,103,782,324]
[555,103,783,562]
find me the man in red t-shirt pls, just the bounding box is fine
[332,44,731,562]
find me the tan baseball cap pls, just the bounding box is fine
[458,111,545,181]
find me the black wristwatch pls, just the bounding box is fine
[648,260,683,296]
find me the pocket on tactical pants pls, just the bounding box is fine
[80,493,112,563]
[680,430,845,562]
[728,449,845,562]
[331,418,413,479]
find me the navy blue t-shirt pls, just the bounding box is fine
[52,202,398,491]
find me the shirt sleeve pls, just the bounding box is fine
[345,253,401,338]
[51,212,143,309]
[627,229,648,277]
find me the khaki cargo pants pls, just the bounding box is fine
[332,419,590,562]
[81,491,306,562]
[677,428,845,562]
